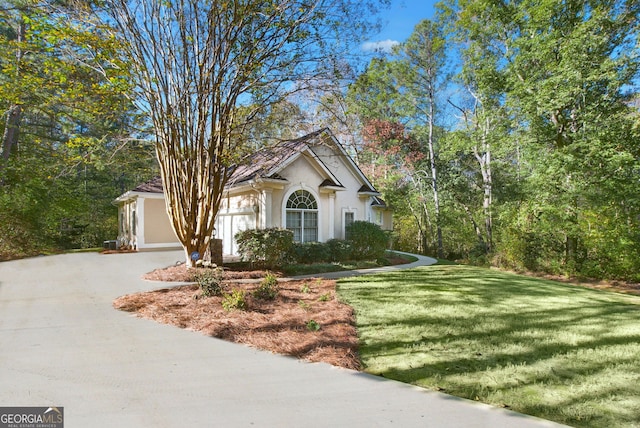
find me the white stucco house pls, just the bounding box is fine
[114,128,393,256]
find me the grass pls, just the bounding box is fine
[337,264,640,428]
[280,251,416,276]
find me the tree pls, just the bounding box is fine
[504,0,640,274]
[440,0,516,255]
[440,0,640,277]
[396,19,448,257]
[347,20,450,257]
[0,0,153,259]
[102,0,386,266]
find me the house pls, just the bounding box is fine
[114,128,392,256]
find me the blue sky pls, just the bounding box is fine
[362,0,439,53]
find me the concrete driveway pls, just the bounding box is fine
[0,251,566,427]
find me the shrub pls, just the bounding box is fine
[289,241,331,264]
[222,289,247,311]
[325,239,352,262]
[253,272,279,300]
[306,320,321,331]
[345,221,389,260]
[194,267,224,297]
[235,228,294,269]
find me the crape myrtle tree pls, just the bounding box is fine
[99,0,387,267]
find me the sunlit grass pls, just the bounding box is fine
[337,265,640,427]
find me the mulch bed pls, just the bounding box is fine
[115,264,361,370]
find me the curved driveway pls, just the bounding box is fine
[0,251,566,427]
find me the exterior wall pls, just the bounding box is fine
[117,194,181,251]
[136,196,181,250]
[143,198,180,244]
[372,208,394,231]
[307,145,374,238]
[216,190,258,256]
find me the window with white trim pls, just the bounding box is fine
[286,190,318,242]
[344,211,355,239]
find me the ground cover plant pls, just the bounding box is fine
[336,265,640,428]
[114,275,361,369]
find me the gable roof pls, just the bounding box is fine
[132,176,164,193]
[118,128,381,199]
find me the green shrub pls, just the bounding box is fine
[306,320,321,331]
[345,221,389,260]
[289,241,331,264]
[222,289,247,311]
[318,293,330,302]
[253,272,279,300]
[194,267,224,297]
[235,228,294,269]
[300,282,311,293]
[325,239,352,262]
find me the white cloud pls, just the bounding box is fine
[361,39,400,53]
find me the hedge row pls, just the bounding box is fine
[235,221,389,268]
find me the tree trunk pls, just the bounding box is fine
[461,203,486,251]
[473,116,493,254]
[427,85,443,258]
[1,105,22,165]
[1,15,25,173]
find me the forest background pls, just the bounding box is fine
[1,0,639,282]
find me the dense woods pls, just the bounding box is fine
[1,0,638,281]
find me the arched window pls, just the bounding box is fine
[285,190,318,242]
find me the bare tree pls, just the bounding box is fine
[101,0,384,266]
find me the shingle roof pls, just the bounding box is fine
[128,129,377,195]
[228,136,311,185]
[132,176,164,193]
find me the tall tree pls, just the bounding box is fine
[0,0,152,259]
[505,0,640,273]
[396,19,448,257]
[347,20,450,256]
[102,0,387,266]
[441,0,640,277]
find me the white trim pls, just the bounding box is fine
[282,185,322,242]
[341,207,357,239]
[137,242,183,251]
[328,193,335,240]
[317,129,379,195]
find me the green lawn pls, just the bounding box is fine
[337,264,640,428]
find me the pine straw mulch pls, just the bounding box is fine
[114,265,361,370]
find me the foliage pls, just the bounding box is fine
[253,272,279,300]
[318,293,330,302]
[306,319,321,331]
[194,267,224,297]
[345,0,640,282]
[221,289,247,312]
[338,265,640,427]
[325,239,352,262]
[235,228,294,269]
[345,221,388,260]
[0,0,155,260]
[289,241,332,264]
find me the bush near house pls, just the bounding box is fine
[235,222,390,267]
[235,228,294,269]
[289,241,333,264]
[345,221,389,261]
